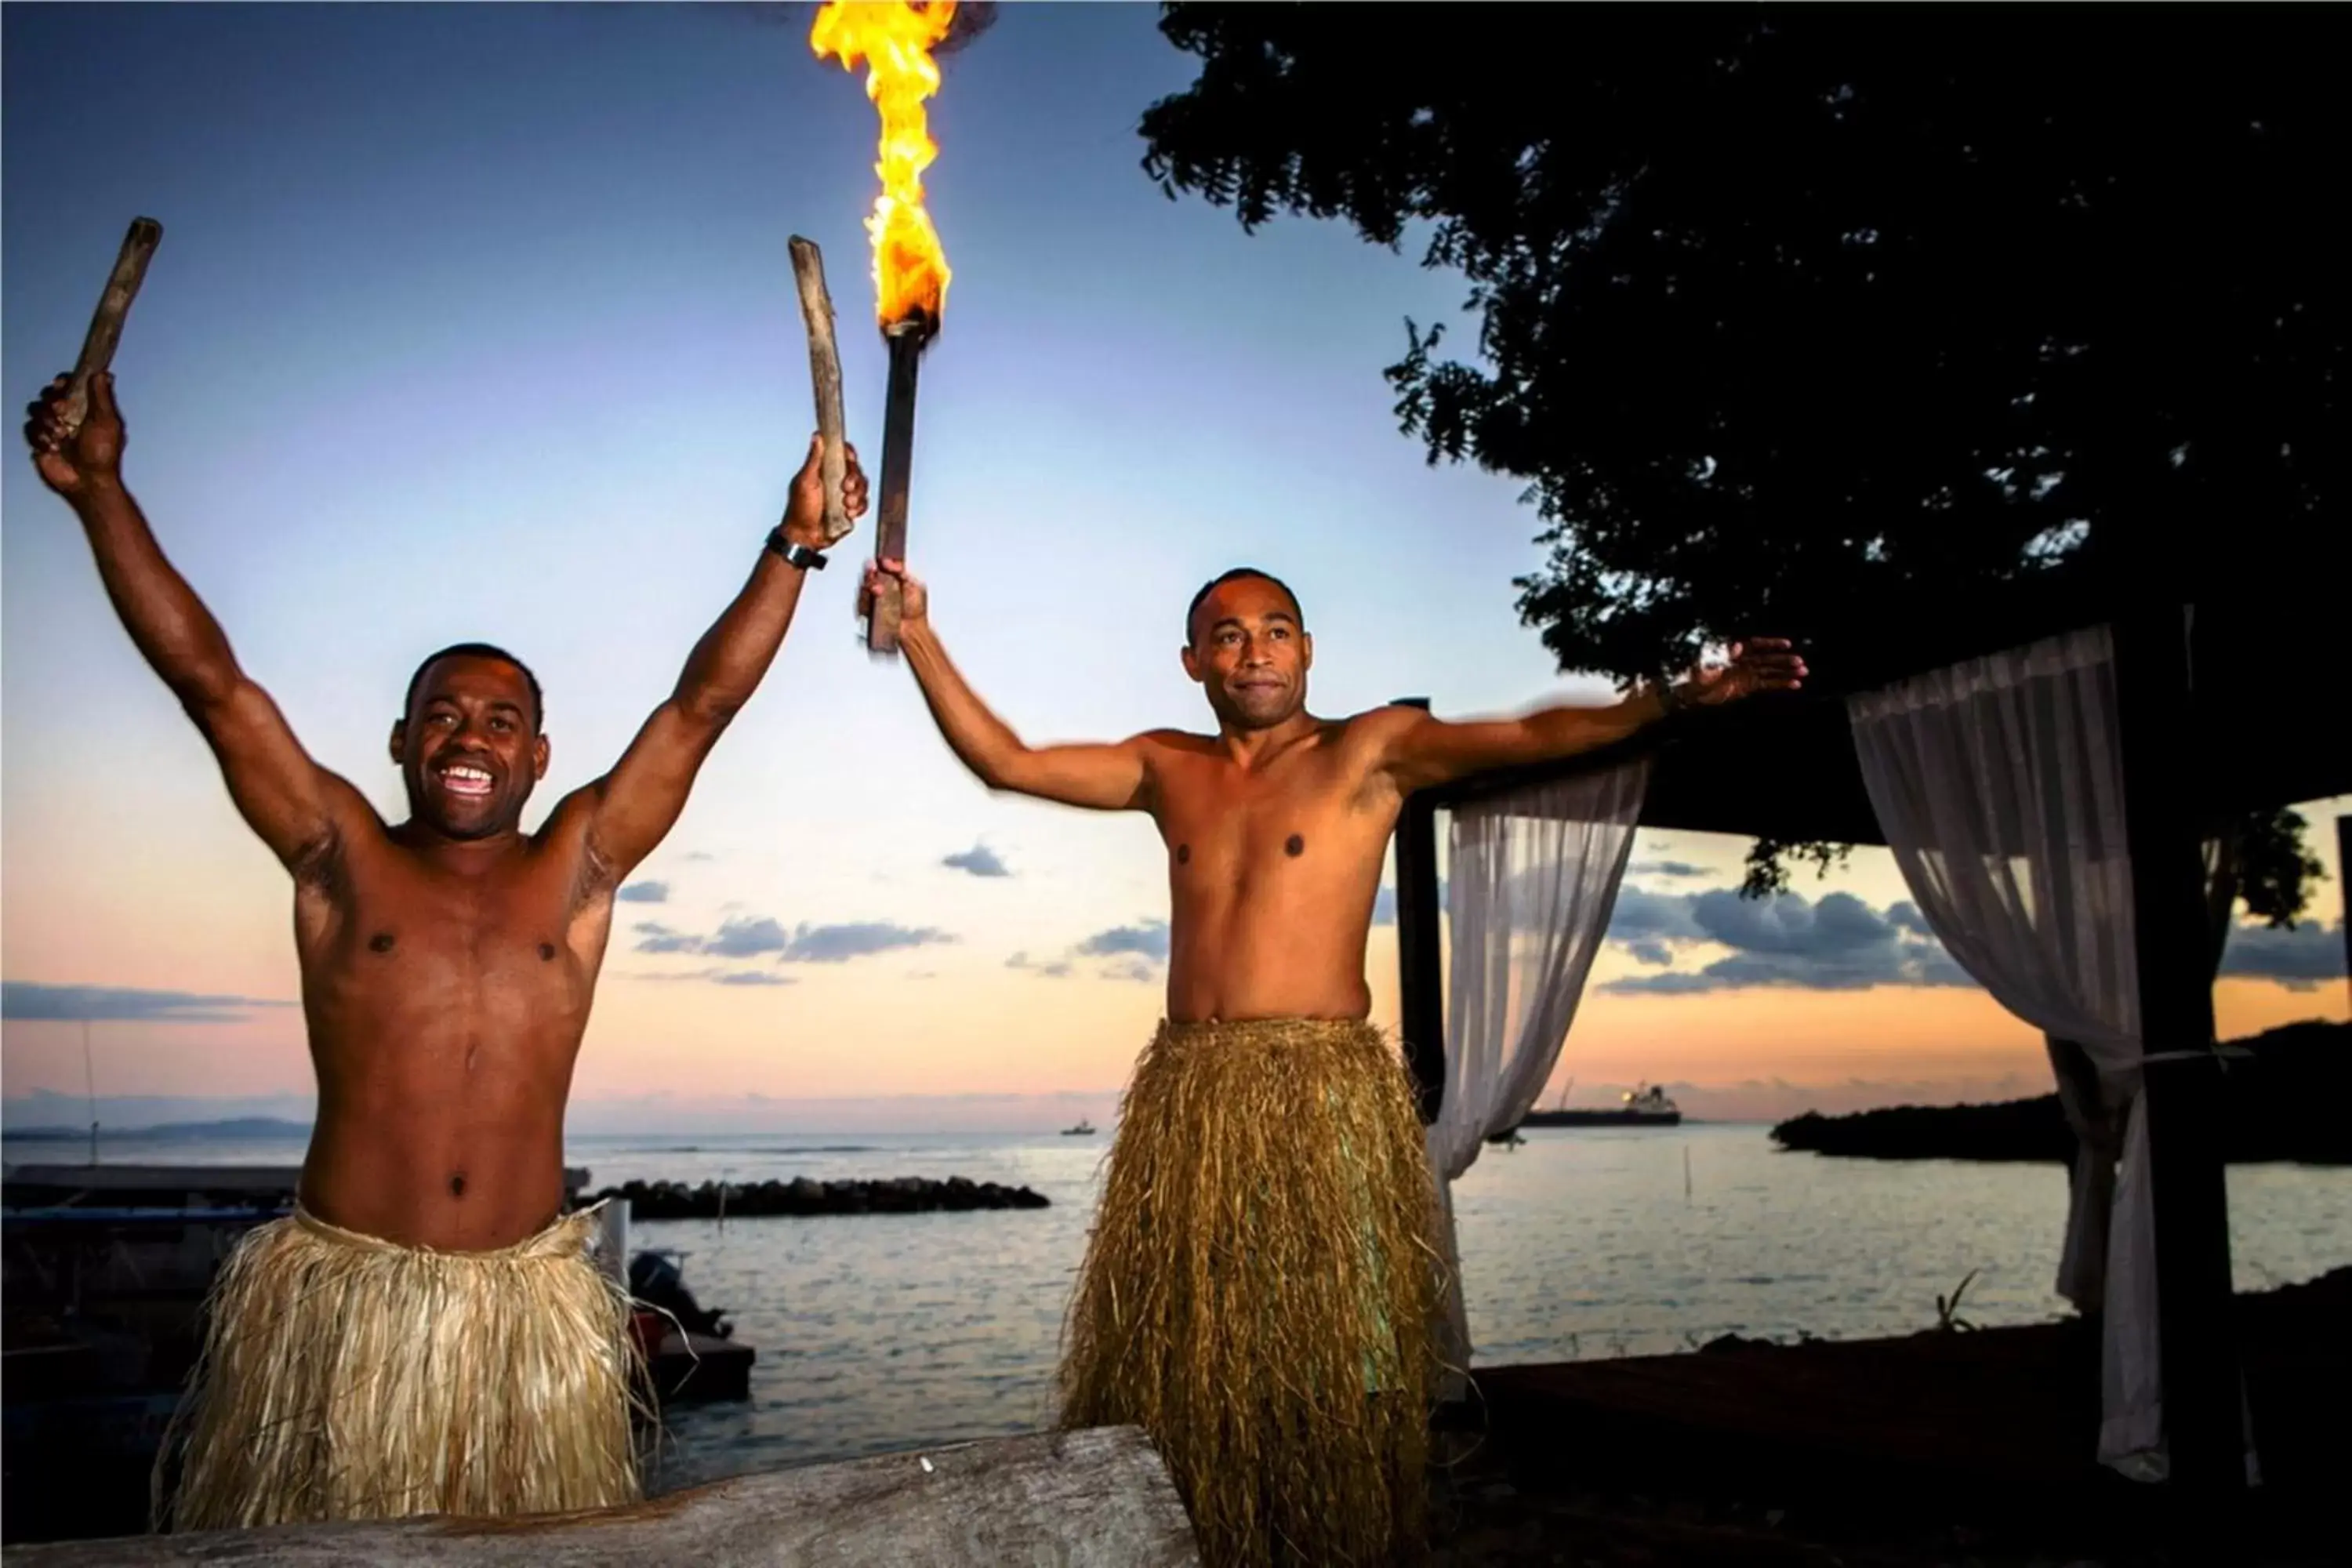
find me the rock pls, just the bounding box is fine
[585,1175,1051,1220]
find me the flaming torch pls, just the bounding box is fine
[811,0,958,655]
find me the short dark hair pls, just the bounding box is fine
[1185,568,1302,644]
[405,643,543,731]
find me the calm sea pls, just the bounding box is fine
[13,1123,2347,1493]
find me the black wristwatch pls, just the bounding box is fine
[765,528,827,572]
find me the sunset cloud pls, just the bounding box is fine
[942,844,1011,878]
[632,922,702,954]
[2218,920,2347,990]
[1076,920,1171,963]
[1,983,296,1024]
[1601,889,1974,994]
[705,917,791,958]
[620,967,797,987]
[778,922,954,964]
[617,880,670,904]
[632,916,952,964]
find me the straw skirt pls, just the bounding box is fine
[1059,1017,1446,1567]
[157,1203,644,1530]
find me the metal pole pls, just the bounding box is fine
[83,1020,100,1167]
[2339,815,2350,1014]
[2113,602,2245,1495]
[1390,697,1446,1123]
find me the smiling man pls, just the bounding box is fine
[24,369,866,1529]
[869,557,1802,1568]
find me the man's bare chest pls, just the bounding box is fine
[1156,753,1395,875]
[299,851,603,989]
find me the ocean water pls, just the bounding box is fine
[12,1123,2347,1493]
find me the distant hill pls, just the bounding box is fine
[2,1116,311,1143]
[1773,1019,2350,1163]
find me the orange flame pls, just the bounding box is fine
[811,1,956,327]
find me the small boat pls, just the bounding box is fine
[626,1249,754,1403]
[1061,1120,1096,1136]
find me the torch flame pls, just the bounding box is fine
[811,1,956,328]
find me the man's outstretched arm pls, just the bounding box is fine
[25,372,360,872]
[873,561,1152,812]
[575,434,869,880]
[1379,640,1808,795]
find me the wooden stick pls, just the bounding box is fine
[59,217,163,436]
[865,318,931,656]
[786,236,853,545]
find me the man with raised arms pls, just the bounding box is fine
[867,556,1802,1567]
[25,369,866,1528]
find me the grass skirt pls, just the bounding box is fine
[1059,1018,1445,1567]
[156,1203,645,1530]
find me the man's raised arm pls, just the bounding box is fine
[26,372,358,872]
[872,561,1151,813]
[574,434,869,881]
[1379,640,1808,795]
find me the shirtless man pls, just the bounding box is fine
[868,557,1801,1568]
[24,369,866,1529]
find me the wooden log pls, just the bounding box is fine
[785,237,853,546]
[57,217,163,437]
[8,1427,1199,1567]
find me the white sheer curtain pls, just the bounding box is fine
[1847,623,2234,1480]
[1428,757,1650,1392]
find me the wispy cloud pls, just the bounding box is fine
[942,843,1011,878]
[779,922,954,964]
[621,967,797,987]
[1007,952,1073,979]
[634,916,952,964]
[617,880,670,904]
[1076,920,1170,963]
[1100,957,1160,984]
[705,917,791,958]
[633,921,704,954]
[1628,859,1708,880]
[1,983,296,1024]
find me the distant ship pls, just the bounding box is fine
[1061,1120,1096,1136]
[1508,1080,1683,1131]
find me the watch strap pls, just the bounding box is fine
[766,528,827,571]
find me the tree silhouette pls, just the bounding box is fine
[1140,4,2341,917]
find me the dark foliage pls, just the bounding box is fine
[1140,5,2343,908]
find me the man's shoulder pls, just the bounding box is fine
[1335,705,1428,743]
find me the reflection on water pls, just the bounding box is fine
[15,1124,2344,1492]
[559,1124,2350,1491]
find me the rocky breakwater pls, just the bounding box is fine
[587,1174,1051,1219]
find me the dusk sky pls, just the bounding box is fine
[5,5,2343,1132]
